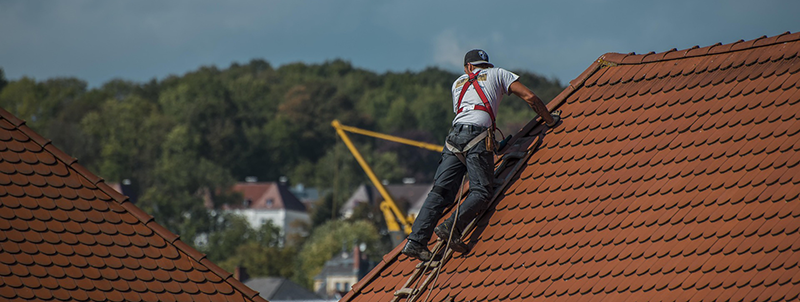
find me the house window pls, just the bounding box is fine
[335,282,341,291]
[266,198,274,207]
[344,282,350,290]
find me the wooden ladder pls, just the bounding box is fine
[392,239,454,302]
[390,127,545,302]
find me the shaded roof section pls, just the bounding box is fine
[244,277,320,301]
[227,182,307,212]
[0,108,266,301]
[342,183,432,216]
[314,247,372,282]
[343,32,800,301]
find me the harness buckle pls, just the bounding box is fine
[485,129,496,152]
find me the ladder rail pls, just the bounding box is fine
[394,125,546,302]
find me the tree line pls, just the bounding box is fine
[0,61,564,288]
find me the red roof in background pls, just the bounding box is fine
[343,32,800,301]
[228,182,307,212]
[0,109,266,301]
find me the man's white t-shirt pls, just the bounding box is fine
[451,67,520,128]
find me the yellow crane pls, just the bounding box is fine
[331,120,443,245]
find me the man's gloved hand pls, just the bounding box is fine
[546,110,561,127]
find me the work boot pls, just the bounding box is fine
[434,220,469,254]
[402,240,432,261]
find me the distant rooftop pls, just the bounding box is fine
[244,277,321,301]
[225,181,308,212]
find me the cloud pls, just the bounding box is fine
[2,0,798,87]
[432,29,464,69]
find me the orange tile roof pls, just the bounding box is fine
[343,32,800,302]
[0,109,266,301]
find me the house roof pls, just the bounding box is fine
[0,108,266,301]
[228,182,307,212]
[314,251,358,279]
[342,32,800,301]
[342,183,432,216]
[244,277,320,301]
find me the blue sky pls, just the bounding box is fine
[1,1,798,88]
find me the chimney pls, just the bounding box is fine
[234,266,249,283]
[353,245,361,273]
[354,243,368,278]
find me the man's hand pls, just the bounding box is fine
[546,110,561,127]
[508,81,561,127]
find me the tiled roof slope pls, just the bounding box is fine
[343,32,800,302]
[0,108,267,301]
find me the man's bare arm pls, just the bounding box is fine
[509,81,558,126]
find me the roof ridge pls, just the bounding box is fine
[273,278,289,299]
[0,107,267,302]
[276,182,307,211]
[600,31,800,65]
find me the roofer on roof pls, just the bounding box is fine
[402,49,561,261]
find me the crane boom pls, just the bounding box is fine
[334,122,444,152]
[331,120,442,245]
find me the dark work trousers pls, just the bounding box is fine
[408,123,495,245]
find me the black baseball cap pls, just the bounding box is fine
[464,49,493,67]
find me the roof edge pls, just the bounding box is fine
[601,31,800,65]
[0,106,263,302]
[342,242,405,301]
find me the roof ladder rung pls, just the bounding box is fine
[395,288,416,297]
[416,260,441,269]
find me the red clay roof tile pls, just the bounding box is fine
[0,107,263,300]
[342,32,800,302]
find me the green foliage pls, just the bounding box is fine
[310,193,340,228]
[205,215,296,279]
[219,241,297,279]
[0,68,7,91]
[0,77,82,133]
[81,95,169,188]
[0,76,105,165]
[138,124,237,238]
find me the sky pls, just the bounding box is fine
[1,0,798,88]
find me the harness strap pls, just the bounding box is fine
[445,130,488,164]
[456,71,495,128]
[456,104,490,115]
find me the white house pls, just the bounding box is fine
[222,181,311,242]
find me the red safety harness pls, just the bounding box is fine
[456,70,495,129]
[449,69,504,156]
